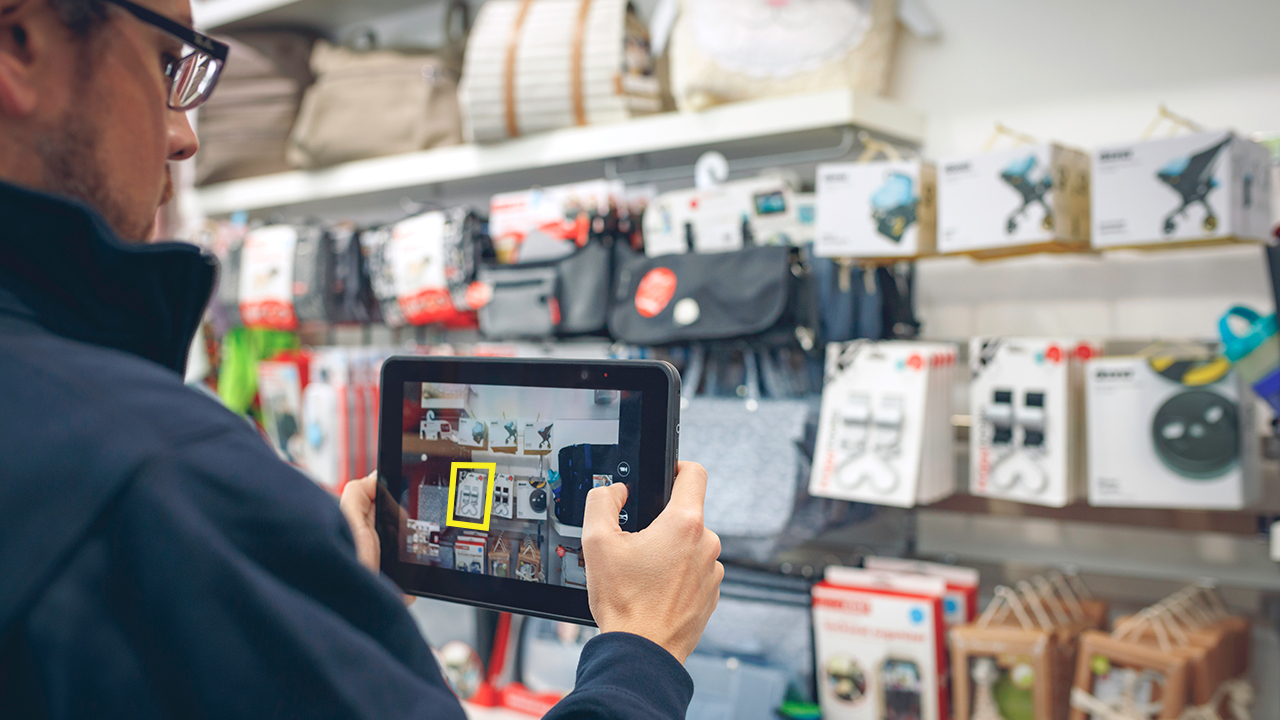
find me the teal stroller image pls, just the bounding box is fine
[871,172,919,243]
[1157,137,1231,234]
[1000,153,1054,234]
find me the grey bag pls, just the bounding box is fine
[678,347,814,562]
[418,484,449,526]
[477,265,559,339]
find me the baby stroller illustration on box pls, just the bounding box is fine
[872,172,919,243]
[1000,154,1054,234]
[1157,137,1231,234]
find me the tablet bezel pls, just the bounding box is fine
[377,356,680,625]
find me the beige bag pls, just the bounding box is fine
[669,0,899,112]
[196,31,316,185]
[287,4,468,169]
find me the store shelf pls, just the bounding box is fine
[194,89,925,217]
[192,0,434,32]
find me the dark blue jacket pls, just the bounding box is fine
[0,181,692,719]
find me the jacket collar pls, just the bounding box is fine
[0,180,217,374]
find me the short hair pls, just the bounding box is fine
[48,0,109,36]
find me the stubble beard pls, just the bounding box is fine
[32,62,171,243]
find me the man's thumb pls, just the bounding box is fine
[582,482,629,534]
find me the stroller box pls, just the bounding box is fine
[969,338,1096,508]
[937,144,1090,256]
[813,567,948,720]
[1092,130,1273,249]
[815,160,937,259]
[1086,355,1260,509]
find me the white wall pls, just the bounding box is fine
[883,0,1280,339]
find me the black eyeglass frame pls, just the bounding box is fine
[103,0,230,110]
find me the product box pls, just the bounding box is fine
[489,419,521,452]
[937,144,1090,256]
[815,161,937,259]
[863,557,979,628]
[489,179,624,263]
[813,567,949,720]
[1086,354,1259,509]
[515,476,550,520]
[642,176,803,256]
[1092,130,1273,249]
[810,341,958,508]
[454,532,488,574]
[969,338,1099,507]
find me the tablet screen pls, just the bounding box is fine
[394,381,642,589]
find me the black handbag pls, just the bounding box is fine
[608,245,818,348]
[554,443,621,528]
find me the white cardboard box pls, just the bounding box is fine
[815,160,937,259]
[1092,130,1273,248]
[454,532,488,574]
[938,144,1090,255]
[969,338,1096,507]
[1086,355,1259,509]
[810,341,957,508]
[812,568,948,720]
[862,556,979,628]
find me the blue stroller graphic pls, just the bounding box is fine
[1157,137,1231,234]
[1000,153,1054,234]
[871,172,918,243]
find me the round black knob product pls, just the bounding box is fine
[1151,390,1240,479]
[529,488,547,513]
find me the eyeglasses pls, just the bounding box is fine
[104,0,230,111]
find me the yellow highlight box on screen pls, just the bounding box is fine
[446,462,498,531]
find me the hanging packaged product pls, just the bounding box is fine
[969,338,1099,508]
[1091,130,1273,250]
[937,140,1090,257]
[809,341,958,508]
[239,225,300,330]
[815,159,937,260]
[1086,351,1260,509]
[388,211,476,327]
[951,578,1100,720]
[488,180,622,262]
[667,0,897,111]
[812,566,949,720]
[257,350,311,466]
[459,0,661,143]
[641,175,804,256]
[1219,305,1280,416]
[862,557,979,629]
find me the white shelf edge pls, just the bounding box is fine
[192,0,298,29]
[194,89,925,216]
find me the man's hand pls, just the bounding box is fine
[340,474,380,573]
[581,462,724,665]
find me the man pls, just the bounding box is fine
[0,0,724,716]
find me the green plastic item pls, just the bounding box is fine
[776,701,822,719]
[217,327,299,415]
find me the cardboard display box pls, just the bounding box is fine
[1086,355,1260,509]
[815,160,937,260]
[938,144,1090,257]
[1092,130,1273,250]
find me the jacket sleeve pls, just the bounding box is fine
[543,633,695,720]
[101,426,469,720]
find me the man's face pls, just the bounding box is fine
[17,0,199,241]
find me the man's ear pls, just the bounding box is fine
[0,3,41,117]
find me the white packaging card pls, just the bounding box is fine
[239,225,298,330]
